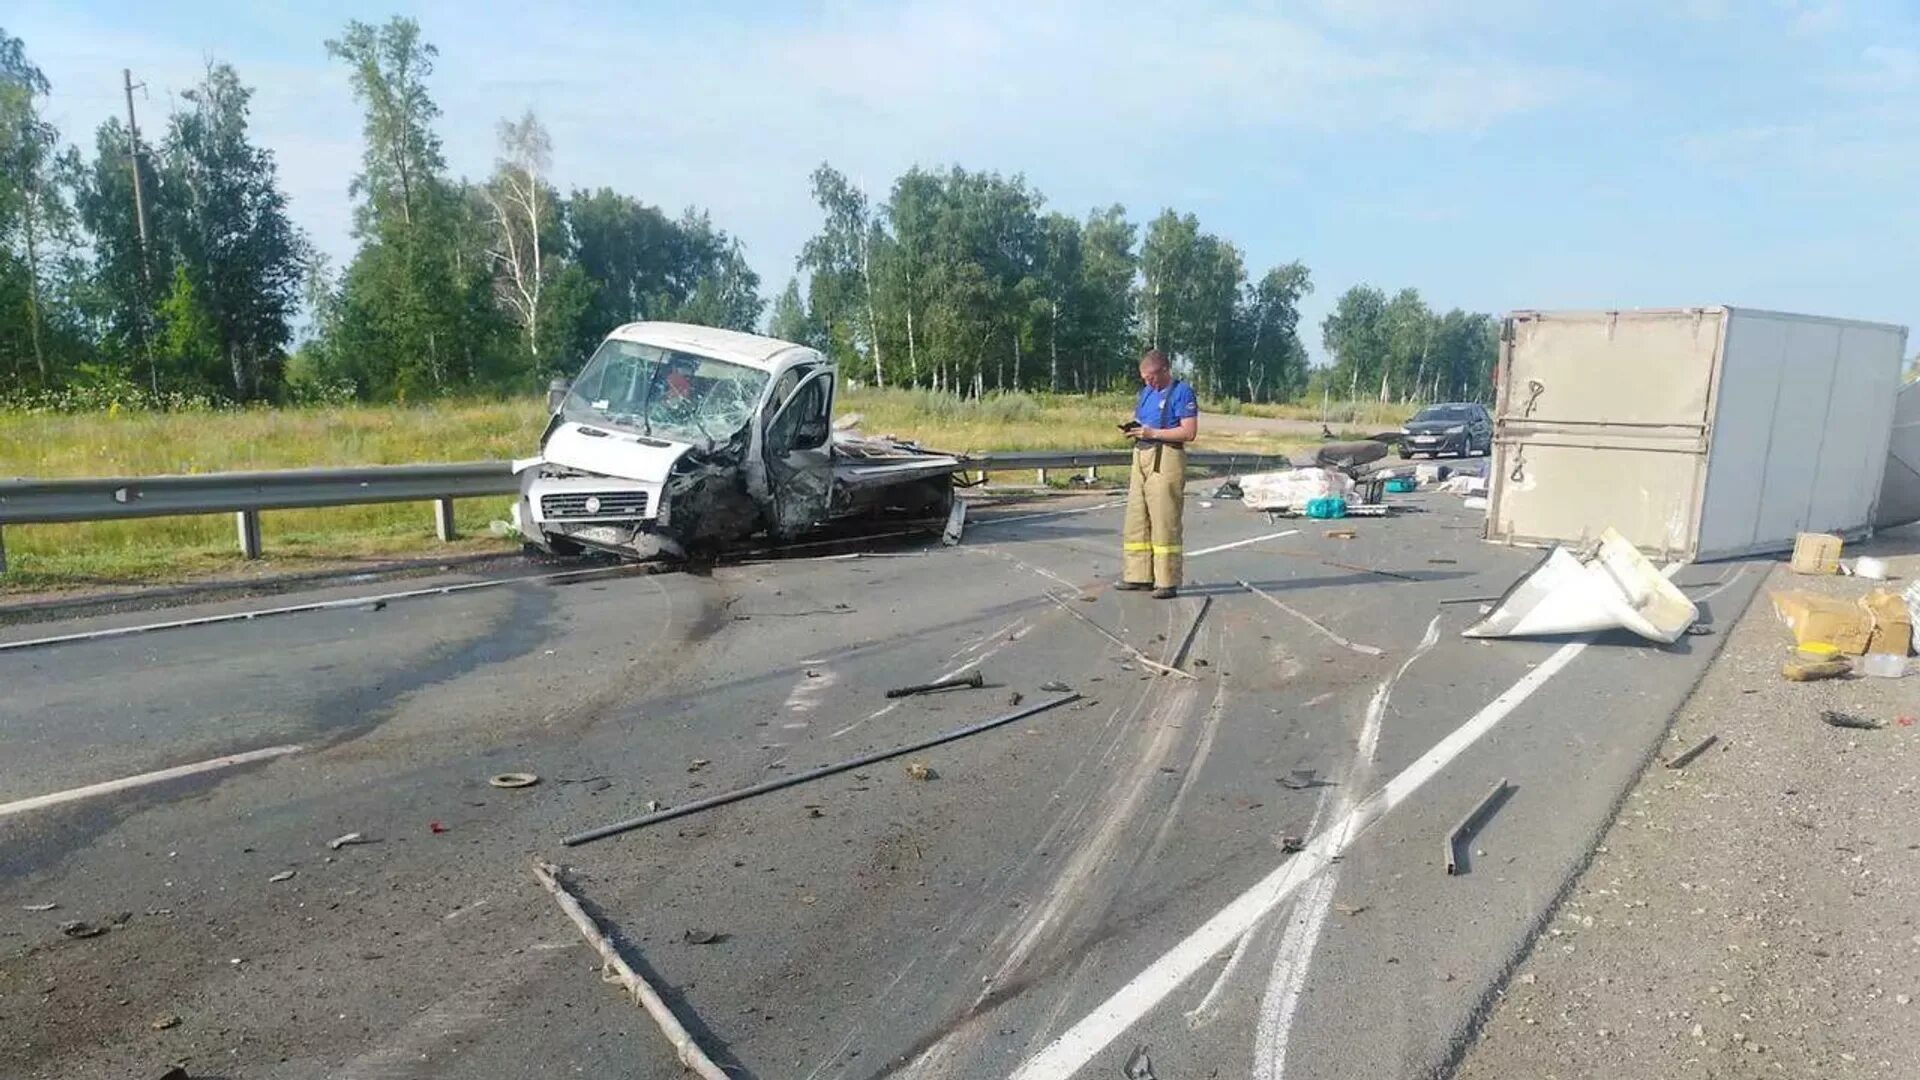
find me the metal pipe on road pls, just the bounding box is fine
[562,693,1083,846]
[1443,778,1511,875]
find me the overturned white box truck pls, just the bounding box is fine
[513,323,962,559]
[1485,307,1909,562]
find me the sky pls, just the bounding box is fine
[10,0,1919,360]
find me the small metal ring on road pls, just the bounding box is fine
[489,772,541,789]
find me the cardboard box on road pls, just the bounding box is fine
[1771,588,1912,656]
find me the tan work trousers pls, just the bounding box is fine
[1122,443,1185,588]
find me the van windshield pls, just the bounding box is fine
[562,339,770,445]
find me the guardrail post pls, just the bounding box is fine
[235,510,262,560]
[1084,466,1098,483]
[0,525,7,575]
[976,470,989,485]
[434,498,457,541]
[1036,468,1049,486]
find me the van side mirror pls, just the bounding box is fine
[546,378,571,413]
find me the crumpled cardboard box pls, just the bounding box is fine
[1771,588,1912,656]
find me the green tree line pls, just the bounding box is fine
[0,18,762,405]
[2,16,1500,409]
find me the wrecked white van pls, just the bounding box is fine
[514,322,962,559]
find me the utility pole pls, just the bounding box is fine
[124,68,158,393]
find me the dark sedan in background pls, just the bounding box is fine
[1398,402,1492,458]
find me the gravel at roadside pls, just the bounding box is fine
[1453,558,1920,1079]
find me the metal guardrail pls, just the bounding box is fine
[0,449,1289,571]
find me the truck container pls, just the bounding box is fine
[1485,306,1909,562]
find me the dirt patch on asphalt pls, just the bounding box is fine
[1453,558,1920,1079]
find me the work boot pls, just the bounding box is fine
[1115,580,1152,591]
[1152,586,1179,599]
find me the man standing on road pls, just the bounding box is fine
[1119,349,1199,598]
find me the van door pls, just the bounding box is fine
[763,369,836,537]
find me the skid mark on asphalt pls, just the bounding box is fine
[1009,631,1597,1079]
[1252,612,1442,1079]
[783,667,839,716]
[332,939,569,1080]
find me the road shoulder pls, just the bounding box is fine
[1453,559,1920,1079]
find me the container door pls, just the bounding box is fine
[1487,309,1723,560]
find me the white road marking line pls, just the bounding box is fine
[1187,530,1300,558]
[0,743,303,818]
[1008,633,1596,1080]
[0,565,648,654]
[1239,579,1385,656]
[972,501,1122,528]
[1253,613,1441,1078]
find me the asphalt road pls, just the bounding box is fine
[0,487,1767,1080]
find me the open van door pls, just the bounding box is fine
[763,369,835,537]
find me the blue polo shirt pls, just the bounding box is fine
[1135,380,1198,430]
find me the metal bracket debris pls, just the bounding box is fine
[942,498,967,546]
[1165,595,1212,671]
[1664,734,1718,769]
[886,670,986,698]
[562,693,1082,845]
[1048,596,1199,679]
[1444,778,1511,875]
[530,860,728,1079]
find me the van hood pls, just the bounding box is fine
[541,422,694,483]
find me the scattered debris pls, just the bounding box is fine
[1860,652,1908,678]
[1665,734,1719,769]
[1209,479,1244,500]
[1280,836,1306,853]
[1039,680,1071,692]
[942,499,968,547]
[326,832,368,850]
[1428,557,1458,565]
[531,860,729,1079]
[1820,710,1882,731]
[1772,588,1912,656]
[644,800,663,813]
[681,928,723,945]
[1465,529,1697,643]
[1240,579,1386,656]
[268,870,296,883]
[156,1067,191,1080]
[1790,532,1844,575]
[150,1015,182,1031]
[1335,904,1369,917]
[1683,624,1714,636]
[885,670,987,699]
[57,920,107,939]
[1007,691,1024,708]
[488,772,541,789]
[1852,555,1890,580]
[1122,1043,1159,1080]
[1165,595,1212,671]
[1439,474,1487,496]
[1462,496,1489,510]
[21,902,56,912]
[1782,657,1851,682]
[906,762,938,781]
[687,759,710,773]
[429,821,448,835]
[561,695,1080,845]
[1325,529,1358,540]
[1049,597,1197,679]
[1445,778,1511,875]
[1240,467,1354,513]
[1279,768,1318,791]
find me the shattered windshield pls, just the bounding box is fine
[562,339,770,445]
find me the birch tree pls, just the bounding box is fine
[484,110,556,362]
